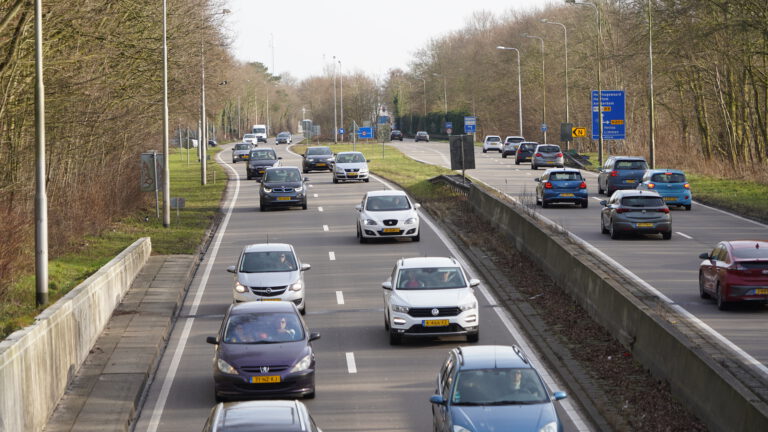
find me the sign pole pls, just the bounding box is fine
[153,150,160,219]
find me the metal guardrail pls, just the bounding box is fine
[428,174,471,195]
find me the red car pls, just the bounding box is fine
[698,240,768,310]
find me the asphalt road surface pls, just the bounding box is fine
[133,138,592,432]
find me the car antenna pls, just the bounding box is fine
[266,233,269,244]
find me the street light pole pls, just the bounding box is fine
[433,73,448,115]
[34,0,48,306]
[161,0,171,227]
[496,46,524,136]
[523,33,547,143]
[339,58,344,141]
[647,0,656,168]
[541,19,569,129]
[332,56,338,144]
[419,77,427,117]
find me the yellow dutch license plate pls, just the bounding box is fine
[259,298,281,301]
[383,228,400,233]
[663,197,676,201]
[637,223,654,227]
[755,288,768,295]
[317,163,326,166]
[348,173,358,176]
[625,179,636,183]
[546,161,555,164]
[277,197,291,201]
[560,193,575,197]
[424,319,449,327]
[251,376,281,384]
[258,170,265,174]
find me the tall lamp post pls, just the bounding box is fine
[567,0,603,165]
[332,56,338,144]
[496,46,524,136]
[522,33,547,143]
[647,0,656,168]
[338,58,344,141]
[161,0,171,227]
[541,18,570,147]
[34,0,48,306]
[419,76,427,116]
[432,73,448,115]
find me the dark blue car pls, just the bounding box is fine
[597,156,648,196]
[535,168,588,208]
[430,345,567,432]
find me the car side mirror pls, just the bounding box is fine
[303,177,310,182]
[469,278,480,287]
[552,391,567,401]
[698,253,710,260]
[226,265,236,273]
[429,395,446,405]
[301,263,311,271]
[382,281,392,290]
[599,200,607,206]
[355,204,362,211]
[206,336,219,345]
[366,159,371,163]
[534,178,541,182]
[308,332,321,342]
[414,203,421,209]
[278,156,283,160]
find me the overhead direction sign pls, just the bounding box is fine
[592,90,626,140]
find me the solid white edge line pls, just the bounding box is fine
[145,149,241,432]
[676,232,693,239]
[323,225,329,232]
[369,173,592,432]
[336,291,345,305]
[329,251,336,261]
[346,352,357,374]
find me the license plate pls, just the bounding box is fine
[348,173,358,176]
[546,161,554,164]
[663,197,676,201]
[277,197,291,201]
[637,223,654,227]
[259,298,281,301]
[423,319,449,327]
[625,179,636,183]
[258,170,264,174]
[316,163,326,166]
[560,193,575,197]
[383,228,400,233]
[755,288,768,295]
[251,376,281,384]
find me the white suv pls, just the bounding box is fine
[355,190,421,243]
[482,135,503,153]
[382,257,480,345]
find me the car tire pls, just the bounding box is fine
[359,226,368,244]
[716,284,728,310]
[384,315,390,331]
[214,393,226,403]
[467,332,479,343]
[598,184,604,195]
[232,160,236,164]
[300,304,306,315]
[364,178,369,183]
[515,161,520,165]
[601,218,609,234]
[303,168,308,173]
[662,231,672,240]
[260,202,267,212]
[502,154,507,158]
[333,177,339,184]
[698,273,710,299]
[685,205,692,211]
[542,200,549,208]
[246,174,252,180]
[483,149,487,153]
[609,222,620,239]
[389,331,402,345]
[581,200,589,208]
[302,201,308,210]
[412,233,420,242]
[531,164,537,170]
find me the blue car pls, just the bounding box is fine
[597,156,648,196]
[535,168,588,208]
[637,169,692,210]
[430,345,567,432]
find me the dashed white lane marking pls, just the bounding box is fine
[676,232,693,239]
[336,291,345,305]
[328,251,336,261]
[318,206,324,212]
[346,352,357,374]
[313,193,318,198]
[592,196,603,201]
[309,184,314,188]
[323,225,329,232]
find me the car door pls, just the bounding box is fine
[536,173,547,201]
[599,159,612,190]
[701,244,724,293]
[434,355,456,432]
[383,265,398,320]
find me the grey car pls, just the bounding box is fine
[600,190,672,240]
[232,143,255,163]
[597,156,649,195]
[259,167,308,211]
[531,144,564,170]
[333,152,369,183]
[276,131,292,144]
[246,148,281,180]
[203,400,322,432]
[514,142,539,165]
[502,136,525,158]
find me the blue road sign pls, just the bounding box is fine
[378,116,389,124]
[592,90,626,140]
[338,128,345,135]
[358,127,373,139]
[541,123,548,132]
[464,116,476,133]
[445,122,453,129]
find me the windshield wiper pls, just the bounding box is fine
[452,401,487,406]
[485,400,542,405]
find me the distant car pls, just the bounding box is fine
[698,240,768,310]
[382,256,480,345]
[355,190,421,243]
[637,169,692,211]
[259,167,308,211]
[246,148,281,180]
[597,156,649,196]
[502,136,525,158]
[276,132,292,144]
[226,243,311,311]
[514,142,539,165]
[415,131,430,142]
[531,144,564,170]
[482,135,503,153]
[535,168,588,208]
[208,139,218,147]
[232,143,255,163]
[206,301,319,401]
[203,400,323,432]
[390,130,404,141]
[242,133,259,145]
[333,152,369,183]
[600,190,671,240]
[302,146,334,173]
[430,345,567,432]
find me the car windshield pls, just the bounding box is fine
[549,172,582,181]
[397,267,466,290]
[253,128,266,134]
[278,132,290,137]
[307,147,331,156]
[366,195,411,211]
[264,169,302,183]
[615,160,648,170]
[537,146,560,153]
[452,368,548,405]
[336,153,366,163]
[243,134,256,139]
[621,196,665,207]
[250,150,276,160]
[224,312,304,344]
[240,251,298,273]
[234,144,251,150]
[731,246,768,260]
[486,137,501,142]
[650,172,686,183]
[506,137,525,143]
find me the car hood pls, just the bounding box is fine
[221,341,310,368]
[335,162,368,170]
[362,209,415,222]
[238,271,298,287]
[450,403,556,432]
[249,159,278,167]
[262,181,303,189]
[394,288,473,307]
[233,149,251,154]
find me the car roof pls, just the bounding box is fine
[214,400,309,431]
[613,189,661,198]
[646,168,685,174]
[543,168,580,175]
[609,155,646,161]
[243,243,293,253]
[520,141,539,145]
[336,151,364,156]
[485,135,501,138]
[365,190,408,197]
[505,136,524,139]
[724,240,768,250]
[307,146,330,150]
[535,144,560,148]
[399,257,459,269]
[265,166,300,172]
[455,345,531,370]
[230,300,297,315]
[416,131,428,134]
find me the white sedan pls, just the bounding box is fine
[355,190,420,243]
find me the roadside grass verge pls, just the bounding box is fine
[0,147,227,338]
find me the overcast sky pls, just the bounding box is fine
[223,0,551,80]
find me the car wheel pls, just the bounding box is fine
[300,304,306,315]
[685,205,692,211]
[699,273,710,299]
[333,177,339,184]
[364,178,369,183]
[515,161,520,165]
[232,160,236,164]
[358,225,368,244]
[662,231,672,240]
[246,174,252,180]
[535,195,541,206]
[389,331,402,345]
[303,168,308,173]
[482,149,487,153]
[598,184,604,195]
[716,283,728,310]
[581,200,589,208]
[384,314,390,330]
[609,222,620,239]
[601,217,609,234]
[302,201,308,210]
[467,332,479,343]
[412,233,420,242]
[542,200,549,208]
[260,202,267,212]
[214,393,226,403]
[531,164,537,170]
[502,153,507,158]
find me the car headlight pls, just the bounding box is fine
[290,354,312,373]
[262,187,272,193]
[217,358,237,375]
[453,426,472,432]
[404,217,417,225]
[360,168,369,173]
[391,304,409,313]
[538,422,557,432]
[234,281,247,293]
[459,301,477,312]
[364,219,377,226]
[289,281,303,291]
[295,185,304,193]
[272,161,279,167]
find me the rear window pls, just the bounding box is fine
[549,172,582,181]
[615,160,648,170]
[506,137,525,143]
[731,247,768,260]
[486,136,501,142]
[537,146,560,153]
[520,144,537,151]
[621,196,664,207]
[650,173,686,183]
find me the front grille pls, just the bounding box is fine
[240,365,289,373]
[383,219,398,226]
[408,307,462,317]
[250,286,287,297]
[407,323,463,333]
[345,168,360,173]
[379,230,402,236]
[272,187,294,193]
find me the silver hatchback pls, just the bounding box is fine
[531,144,564,169]
[600,190,672,240]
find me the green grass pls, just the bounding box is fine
[0,147,227,338]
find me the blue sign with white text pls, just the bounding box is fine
[358,127,373,139]
[591,90,626,140]
[464,116,476,133]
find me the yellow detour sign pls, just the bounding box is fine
[572,127,587,138]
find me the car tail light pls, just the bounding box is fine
[616,208,630,213]
[684,183,690,189]
[535,153,543,157]
[657,208,670,213]
[610,170,618,177]
[556,153,563,157]
[647,183,655,189]
[545,182,553,189]
[579,182,587,189]
[665,172,673,175]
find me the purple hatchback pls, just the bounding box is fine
[207,301,320,402]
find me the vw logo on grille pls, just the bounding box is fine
[431,308,440,316]
[260,366,270,373]
[265,287,272,294]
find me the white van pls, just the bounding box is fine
[252,124,267,143]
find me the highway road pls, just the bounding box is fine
[390,139,768,371]
[133,139,591,432]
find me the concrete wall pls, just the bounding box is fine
[0,238,151,432]
[465,184,768,432]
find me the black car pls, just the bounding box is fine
[302,146,334,173]
[390,130,403,141]
[246,149,281,180]
[514,142,539,165]
[260,167,308,211]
